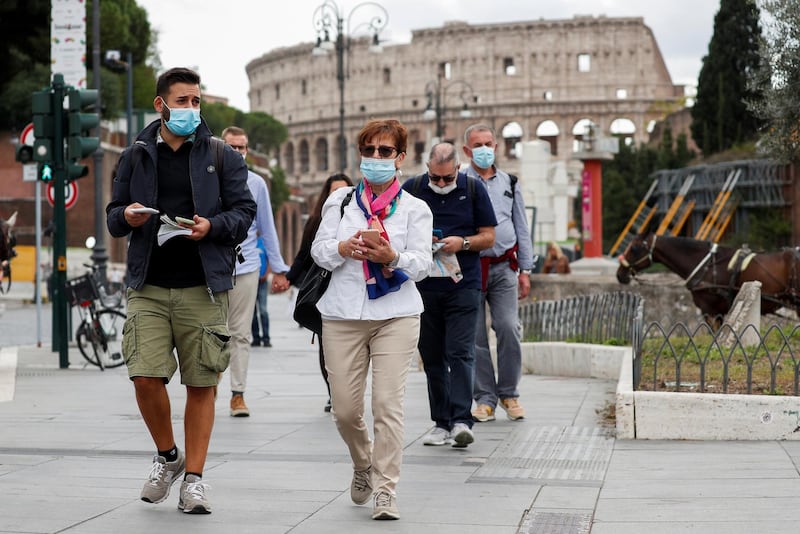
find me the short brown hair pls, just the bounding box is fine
[357,119,407,154]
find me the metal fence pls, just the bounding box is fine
[519,291,643,344]
[634,320,800,395]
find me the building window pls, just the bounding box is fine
[543,90,553,101]
[301,79,307,96]
[275,83,280,100]
[383,67,391,84]
[315,137,328,171]
[577,53,591,72]
[503,57,516,76]
[616,88,627,99]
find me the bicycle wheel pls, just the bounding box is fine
[79,309,127,369]
[76,324,102,368]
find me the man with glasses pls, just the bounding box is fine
[220,126,290,418]
[402,142,496,448]
[463,124,535,423]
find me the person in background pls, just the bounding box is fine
[311,119,433,520]
[542,241,571,274]
[106,67,256,514]
[462,124,536,423]
[251,236,270,347]
[286,172,354,413]
[221,126,290,418]
[402,142,496,449]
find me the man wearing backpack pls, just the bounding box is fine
[402,142,496,448]
[462,124,535,423]
[106,67,256,515]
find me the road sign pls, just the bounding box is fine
[46,181,79,210]
[22,164,38,182]
[20,122,35,146]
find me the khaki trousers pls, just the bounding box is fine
[322,315,419,495]
[227,270,259,393]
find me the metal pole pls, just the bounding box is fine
[90,0,107,280]
[35,181,42,347]
[126,51,133,147]
[51,74,69,367]
[336,18,346,171]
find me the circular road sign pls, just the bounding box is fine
[46,181,79,210]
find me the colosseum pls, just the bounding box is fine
[245,14,685,257]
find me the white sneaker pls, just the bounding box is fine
[422,426,452,446]
[451,423,474,448]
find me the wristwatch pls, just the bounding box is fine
[462,237,471,251]
[521,269,532,275]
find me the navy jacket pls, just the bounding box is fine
[106,118,256,293]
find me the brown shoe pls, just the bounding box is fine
[499,398,525,420]
[230,394,250,417]
[471,404,495,422]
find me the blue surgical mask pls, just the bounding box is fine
[360,157,397,185]
[471,146,495,169]
[161,100,201,137]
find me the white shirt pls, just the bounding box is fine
[311,185,433,321]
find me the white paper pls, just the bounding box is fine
[130,207,159,214]
[157,215,193,246]
[427,248,463,282]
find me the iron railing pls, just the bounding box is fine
[519,291,643,344]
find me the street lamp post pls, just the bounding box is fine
[423,73,476,141]
[312,1,388,172]
[104,50,134,146]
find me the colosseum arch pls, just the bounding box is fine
[314,137,329,172]
[299,139,310,174]
[610,118,637,146]
[501,122,524,159]
[536,120,560,156]
[572,118,595,152]
[283,142,295,175]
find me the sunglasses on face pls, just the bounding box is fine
[359,145,398,158]
[428,172,457,184]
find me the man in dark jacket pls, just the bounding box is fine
[106,67,256,515]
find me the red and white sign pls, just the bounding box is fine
[46,181,79,210]
[20,122,34,146]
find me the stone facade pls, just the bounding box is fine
[246,14,684,194]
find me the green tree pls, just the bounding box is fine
[690,0,762,155]
[0,0,156,130]
[746,0,800,163]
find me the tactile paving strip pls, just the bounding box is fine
[518,511,592,534]
[471,426,614,483]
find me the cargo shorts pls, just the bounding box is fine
[122,284,230,386]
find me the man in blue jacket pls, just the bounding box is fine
[106,67,256,515]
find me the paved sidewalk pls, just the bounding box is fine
[2,288,800,533]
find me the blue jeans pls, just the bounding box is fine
[473,262,522,408]
[418,288,481,430]
[251,278,269,344]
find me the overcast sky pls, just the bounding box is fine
[135,0,719,111]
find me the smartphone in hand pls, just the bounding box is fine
[361,229,381,246]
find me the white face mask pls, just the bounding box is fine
[429,181,457,195]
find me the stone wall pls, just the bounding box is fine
[529,273,703,325]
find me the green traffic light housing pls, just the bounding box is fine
[15,144,33,164]
[39,163,53,182]
[65,87,100,176]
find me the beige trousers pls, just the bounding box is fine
[227,270,259,393]
[322,315,420,495]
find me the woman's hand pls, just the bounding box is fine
[357,230,396,265]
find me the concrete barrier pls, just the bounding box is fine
[522,341,800,440]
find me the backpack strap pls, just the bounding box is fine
[210,136,225,179]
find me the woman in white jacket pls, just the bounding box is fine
[311,119,433,521]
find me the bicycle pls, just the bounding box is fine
[64,266,127,370]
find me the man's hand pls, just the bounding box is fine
[518,272,531,300]
[124,203,153,227]
[184,215,210,241]
[271,273,289,293]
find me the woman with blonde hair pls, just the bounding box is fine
[542,241,571,274]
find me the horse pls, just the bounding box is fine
[616,232,800,323]
[0,212,17,293]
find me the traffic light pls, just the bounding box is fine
[15,144,33,164]
[31,89,55,169]
[65,87,99,180]
[39,163,53,182]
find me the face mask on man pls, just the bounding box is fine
[360,157,397,185]
[429,181,457,195]
[161,99,201,137]
[471,146,495,169]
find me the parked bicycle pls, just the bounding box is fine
[64,265,126,370]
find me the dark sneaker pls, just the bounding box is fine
[140,450,185,504]
[178,474,212,514]
[351,466,373,505]
[451,423,474,448]
[372,490,399,520]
